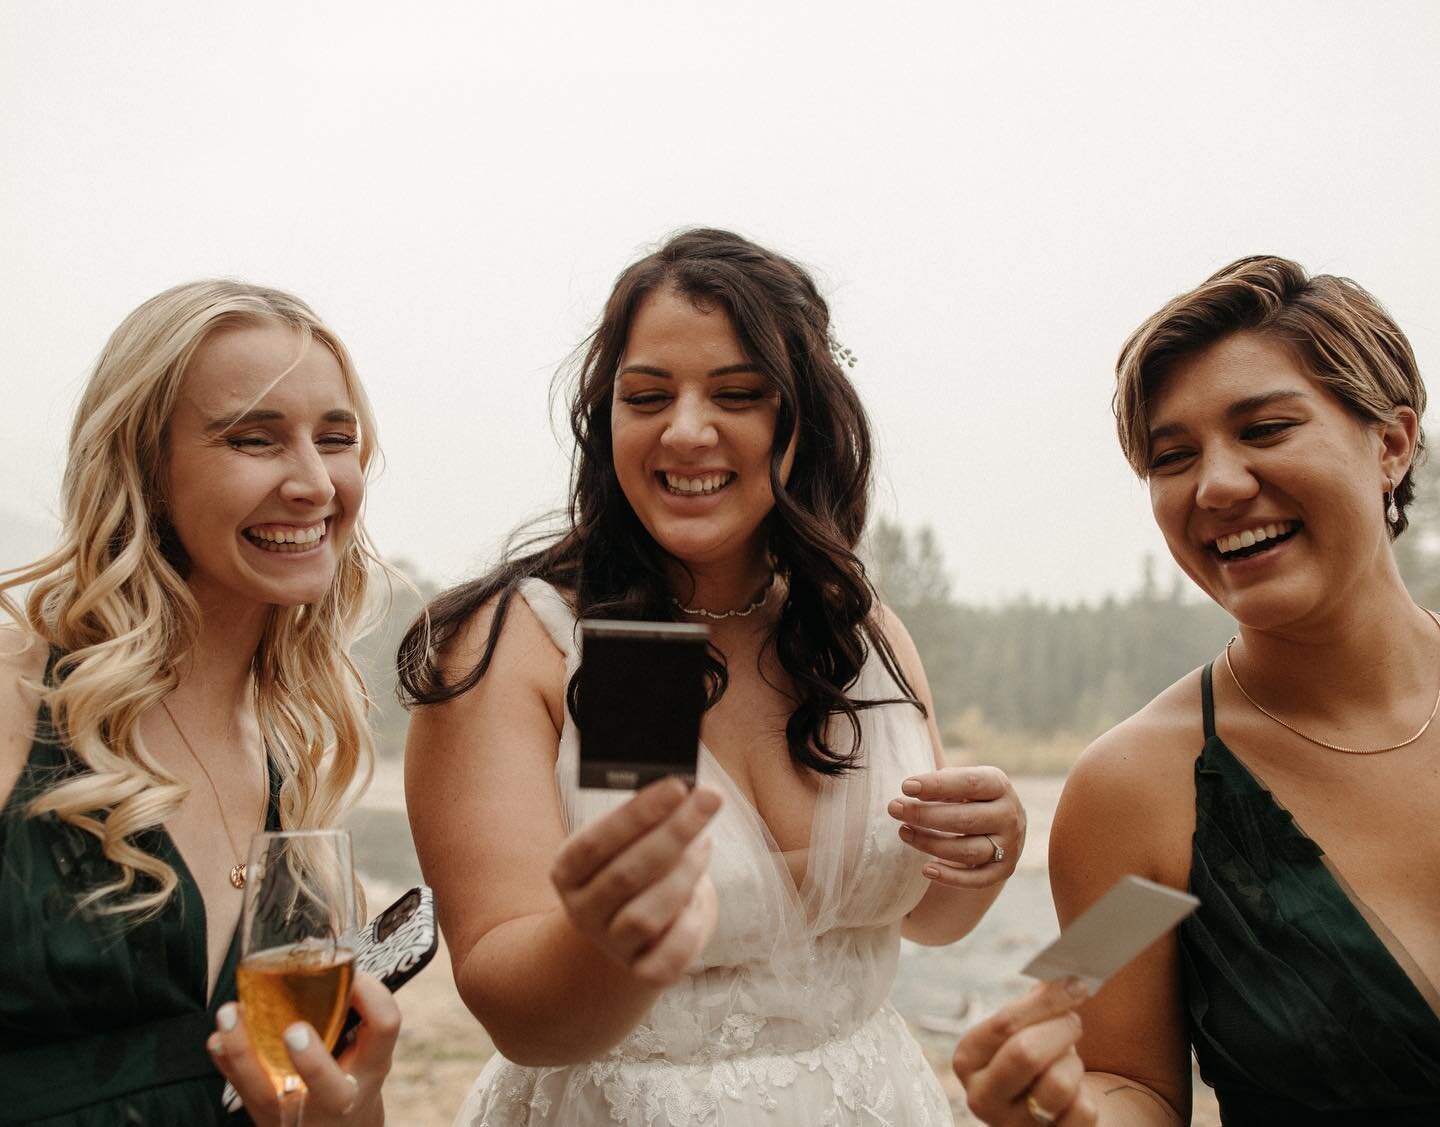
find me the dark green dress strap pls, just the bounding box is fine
[1180,661,1440,1124]
[0,654,265,1125]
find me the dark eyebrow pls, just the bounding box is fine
[616,363,765,379]
[1147,389,1310,446]
[204,408,357,432]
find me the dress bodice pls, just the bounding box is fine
[0,655,264,1126]
[459,580,951,1125]
[1179,662,1440,1125]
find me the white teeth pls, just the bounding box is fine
[246,522,325,546]
[1215,521,1295,556]
[663,472,733,496]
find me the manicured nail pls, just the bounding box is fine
[898,825,915,842]
[1064,977,1090,1000]
[887,799,904,818]
[901,778,921,796]
[284,1024,311,1053]
[207,1034,225,1057]
[922,865,940,879]
[216,1003,237,1032]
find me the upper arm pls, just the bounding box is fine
[873,604,946,771]
[1049,687,1199,1118]
[403,594,570,964]
[0,627,47,808]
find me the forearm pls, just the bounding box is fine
[455,908,666,1065]
[900,880,1003,945]
[1083,1071,1185,1126]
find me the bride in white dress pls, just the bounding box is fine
[399,229,1026,1126]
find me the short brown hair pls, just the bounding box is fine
[1114,255,1427,535]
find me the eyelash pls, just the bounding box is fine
[226,435,358,451]
[618,390,766,410]
[1148,420,1299,470]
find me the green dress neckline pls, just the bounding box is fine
[0,653,275,1125]
[1179,661,1440,1124]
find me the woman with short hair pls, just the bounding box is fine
[954,256,1439,1125]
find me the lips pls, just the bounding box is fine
[242,519,328,553]
[1208,520,1300,560]
[659,471,736,496]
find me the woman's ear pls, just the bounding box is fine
[1378,405,1419,487]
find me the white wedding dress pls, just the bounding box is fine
[453,579,954,1127]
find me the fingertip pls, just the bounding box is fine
[900,777,921,797]
[692,785,722,815]
[283,1023,313,1054]
[216,1002,238,1033]
[1063,976,1091,1001]
[207,1033,224,1057]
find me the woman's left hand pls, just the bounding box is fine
[888,765,1025,888]
[208,971,401,1126]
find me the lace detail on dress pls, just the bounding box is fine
[466,1005,946,1127]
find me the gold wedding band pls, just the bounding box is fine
[1026,1094,1057,1124]
[984,833,1005,864]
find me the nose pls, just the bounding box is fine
[1194,446,1259,511]
[660,392,718,453]
[280,441,337,508]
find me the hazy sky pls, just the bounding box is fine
[3,2,1437,604]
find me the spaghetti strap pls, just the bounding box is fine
[1201,660,1217,742]
[516,577,578,657]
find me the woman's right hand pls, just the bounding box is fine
[550,776,722,987]
[953,978,1096,1126]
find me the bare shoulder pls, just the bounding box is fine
[870,602,925,681]
[1053,667,1206,900]
[0,625,50,807]
[430,584,568,702]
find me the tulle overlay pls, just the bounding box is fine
[453,580,952,1126]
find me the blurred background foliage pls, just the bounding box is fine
[353,483,1440,772]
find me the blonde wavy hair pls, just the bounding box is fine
[0,279,384,917]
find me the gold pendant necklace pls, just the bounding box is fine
[1223,609,1440,755]
[160,699,267,888]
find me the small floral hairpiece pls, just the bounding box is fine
[827,328,858,370]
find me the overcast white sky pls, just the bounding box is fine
[3,1,1437,605]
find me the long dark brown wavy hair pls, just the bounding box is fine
[396,228,921,773]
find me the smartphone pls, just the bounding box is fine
[576,619,709,789]
[221,886,437,1112]
[1020,874,1199,992]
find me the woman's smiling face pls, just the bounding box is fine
[1146,331,1412,632]
[164,321,364,615]
[610,287,795,574]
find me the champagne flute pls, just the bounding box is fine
[236,829,358,1126]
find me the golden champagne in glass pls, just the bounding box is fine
[237,829,357,1126]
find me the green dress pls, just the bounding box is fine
[0,663,270,1126]
[1179,662,1440,1125]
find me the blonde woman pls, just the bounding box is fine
[0,281,401,1126]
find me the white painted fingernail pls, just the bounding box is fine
[284,1024,311,1052]
[216,1003,237,1032]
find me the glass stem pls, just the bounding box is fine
[279,1089,305,1127]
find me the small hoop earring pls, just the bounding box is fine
[1386,477,1401,527]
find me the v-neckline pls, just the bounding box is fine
[698,739,835,913]
[1204,731,1440,1025]
[157,762,277,1010]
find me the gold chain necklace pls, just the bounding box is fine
[160,699,267,888]
[1223,610,1440,755]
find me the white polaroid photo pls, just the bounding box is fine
[1021,874,1199,992]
